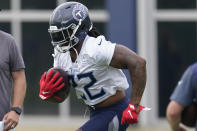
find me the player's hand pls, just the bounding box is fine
[3,111,19,131]
[39,69,65,100]
[121,103,150,125]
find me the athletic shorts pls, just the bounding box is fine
[81,97,129,131]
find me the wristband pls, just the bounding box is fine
[10,107,22,115]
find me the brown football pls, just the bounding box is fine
[181,102,197,127]
[47,67,70,103]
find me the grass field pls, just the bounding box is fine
[16,125,195,131]
[16,125,170,131]
[15,117,195,131]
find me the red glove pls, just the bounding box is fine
[121,103,150,125]
[39,69,65,100]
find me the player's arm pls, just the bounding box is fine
[3,69,26,130]
[12,69,27,108]
[110,44,146,106]
[166,101,186,131]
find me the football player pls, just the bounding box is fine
[39,1,149,131]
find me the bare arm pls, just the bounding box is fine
[166,101,186,131]
[12,69,27,108]
[110,44,146,106]
[3,69,27,131]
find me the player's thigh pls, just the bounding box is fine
[81,115,114,131]
[81,111,125,131]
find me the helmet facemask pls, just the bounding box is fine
[48,20,82,53]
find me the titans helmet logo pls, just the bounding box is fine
[72,3,87,21]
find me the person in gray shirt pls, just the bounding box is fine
[166,63,197,131]
[0,30,27,131]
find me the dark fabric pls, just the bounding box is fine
[81,97,129,131]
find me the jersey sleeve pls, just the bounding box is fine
[91,36,116,66]
[9,36,25,72]
[170,66,195,106]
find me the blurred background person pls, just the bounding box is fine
[166,63,197,131]
[0,29,27,131]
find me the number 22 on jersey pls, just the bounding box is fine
[69,72,106,100]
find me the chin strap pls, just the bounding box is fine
[52,50,59,58]
[52,43,79,59]
[72,47,79,64]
